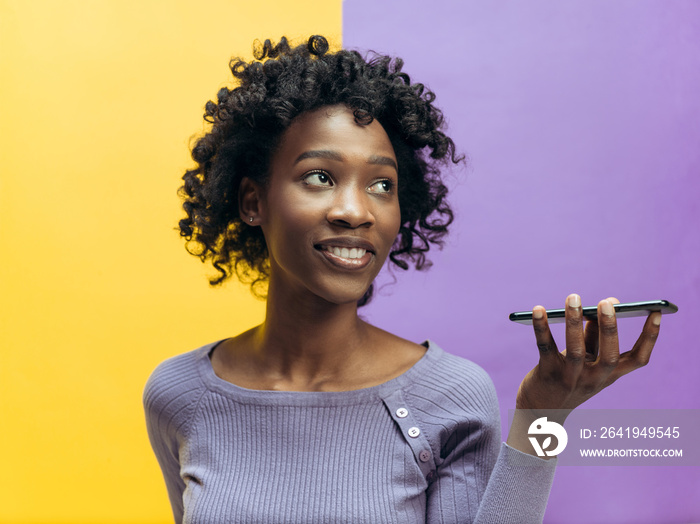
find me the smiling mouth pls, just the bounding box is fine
[315,245,374,269]
[319,245,366,259]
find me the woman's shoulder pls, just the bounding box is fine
[369,328,497,405]
[142,340,219,417]
[404,340,500,418]
[392,341,502,461]
[419,341,495,387]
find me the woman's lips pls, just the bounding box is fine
[316,244,374,270]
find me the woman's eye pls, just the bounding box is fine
[303,171,333,187]
[368,179,394,194]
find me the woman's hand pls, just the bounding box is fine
[507,294,662,456]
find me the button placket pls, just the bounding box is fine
[381,390,436,481]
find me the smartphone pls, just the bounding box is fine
[509,300,678,325]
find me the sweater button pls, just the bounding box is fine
[419,450,431,462]
[408,426,421,438]
[396,407,408,418]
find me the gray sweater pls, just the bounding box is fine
[144,340,556,523]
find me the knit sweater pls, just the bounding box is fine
[143,340,556,523]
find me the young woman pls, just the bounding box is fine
[144,36,662,523]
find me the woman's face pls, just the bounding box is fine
[257,104,401,305]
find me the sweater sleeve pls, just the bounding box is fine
[143,351,207,524]
[468,369,557,523]
[412,352,556,523]
[473,443,556,523]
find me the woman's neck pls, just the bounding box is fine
[214,274,426,392]
[249,281,373,389]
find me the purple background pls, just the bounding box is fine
[345,1,700,522]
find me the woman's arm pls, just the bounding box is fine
[425,294,661,523]
[142,350,207,524]
[417,355,556,523]
[144,392,186,524]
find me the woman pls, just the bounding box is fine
[144,36,662,523]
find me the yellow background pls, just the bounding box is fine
[0,1,341,522]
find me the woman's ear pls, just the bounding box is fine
[239,177,265,226]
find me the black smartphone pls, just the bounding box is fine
[509,300,678,325]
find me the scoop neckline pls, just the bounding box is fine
[195,339,443,406]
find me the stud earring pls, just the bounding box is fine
[249,217,254,223]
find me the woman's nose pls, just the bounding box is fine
[326,187,375,228]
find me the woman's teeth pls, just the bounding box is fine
[321,245,367,259]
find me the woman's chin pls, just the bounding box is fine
[318,290,370,307]
[304,281,372,307]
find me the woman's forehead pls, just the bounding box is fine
[273,105,397,166]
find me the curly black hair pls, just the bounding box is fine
[178,35,462,305]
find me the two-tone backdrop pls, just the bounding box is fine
[2,0,697,522]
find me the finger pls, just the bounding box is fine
[564,294,586,374]
[584,297,619,361]
[596,299,620,372]
[607,312,661,382]
[532,305,560,373]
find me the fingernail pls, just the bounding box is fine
[652,313,661,326]
[533,307,544,320]
[601,300,614,316]
[568,294,581,308]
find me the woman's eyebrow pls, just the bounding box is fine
[367,155,398,171]
[294,150,398,171]
[294,150,344,164]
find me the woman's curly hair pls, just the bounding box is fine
[179,35,462,305]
